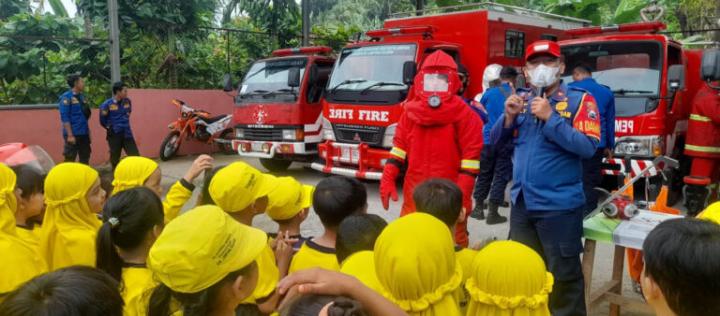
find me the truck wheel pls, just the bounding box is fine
[159,131,181,161]
[260,158,292,172]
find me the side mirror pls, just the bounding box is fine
[667,65,685,92]
[222,73,233,92]
[701,48,720,81]
[288,67,301,88]
[402,61,417,85]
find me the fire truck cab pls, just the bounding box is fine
[313,4,588,179]
[559,22,704,204]
[231,46,334,172]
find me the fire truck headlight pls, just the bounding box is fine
[613,136,662,157]
[322,117,335,141]
[282,129,303,141]
[235,128,245,139]
[382,124,397,148]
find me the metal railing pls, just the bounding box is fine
[388,1,591,25]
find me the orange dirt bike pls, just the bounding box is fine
[159,99,233,161]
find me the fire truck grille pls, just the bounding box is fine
[243,128,283,141]
[334,124,385,146]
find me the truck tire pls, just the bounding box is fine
[260,158,292,172]
[159,131,181,161]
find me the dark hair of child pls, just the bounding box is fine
[413,178,463,228]
[0,266,124,316]
[643,218,720,316]
[10,165,44,199]
[96,187,164,283]
[280,294,368,316]
[197,165,226,206]
[335,214,387,264]
[312,176,367,228]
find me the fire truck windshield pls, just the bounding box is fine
[236,58,307,105]
[326,44,416,105]
[562,41,662,117]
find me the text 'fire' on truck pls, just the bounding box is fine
[559,22,706,206]
[227,46,335,172]
[311,3,588,180]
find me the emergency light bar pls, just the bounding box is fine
[566,21,666,36]
[365,26,434,38]
[271,46,332,57]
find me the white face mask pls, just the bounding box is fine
[528,64,560,88]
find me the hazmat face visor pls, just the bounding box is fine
[423,73,450,93]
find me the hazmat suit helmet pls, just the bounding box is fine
[413,50,461,109]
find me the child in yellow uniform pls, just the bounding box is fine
[95,187,165,316]
[0,163,47,298]
[10,165,45,253]
[336,214,387,293]
[40,163,106,270]
[413,179,478,308]
[112,155,212,223]
[146,205,265,316]
[266,176,314,252]
[465,241,553,316]
[209,161,286,313]
[375,212,462,316]
[289,176,367,273]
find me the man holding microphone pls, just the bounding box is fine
[489,40,601,316]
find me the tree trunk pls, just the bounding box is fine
[84,15,94,39]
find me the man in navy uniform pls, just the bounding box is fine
[570,64,615,215]
[58,74,91,164]
[100,81,139,169]
[490,40,601,316]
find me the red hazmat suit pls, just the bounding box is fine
[379,51,483,247]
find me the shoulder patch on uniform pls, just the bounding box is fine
[63,99,69,105]
[573,94,601,140]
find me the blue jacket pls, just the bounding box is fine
[569,78,615,149]
[99,97,134,138]
[480,82,512,142]
[489,83,600,211]
[58,90,89,137]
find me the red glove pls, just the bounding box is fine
[457,173,477,205]
[380,163,400,210]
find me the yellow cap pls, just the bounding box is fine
[699,202,720,225]
[112,156,159,195]
[209,162,279,213]
[265,177,314,221]
[147,205,266,293]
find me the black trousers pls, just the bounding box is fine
[582,149,604,216]
[63,135,91,165]
[107,132,139,168]
[473,143,513,204]
[510,195,587,316]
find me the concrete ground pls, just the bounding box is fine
[158,153,653,316]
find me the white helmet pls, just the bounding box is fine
[482,64,502,91]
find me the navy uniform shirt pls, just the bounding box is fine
[489,83,600,211]
[569,77,615,150]
[99,97,133,138]
[480,82,512,142]
[58,90,89,137]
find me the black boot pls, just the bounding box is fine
[486,201,507,225]
[470,202,485,220]
[684,184,709,217]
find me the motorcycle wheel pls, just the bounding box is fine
[259,158,292,172]
[218,129,234,154]
[159,131,181,161]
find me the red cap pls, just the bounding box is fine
[525,40,561,61]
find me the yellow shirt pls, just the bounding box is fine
[163,180,194,224]
[289,239,340,273]
[240,238,279,304]
[15,224,41,254]
[121,265,156,316]
[340,251,383,293]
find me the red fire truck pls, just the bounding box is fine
[559,22,704,203]
[311,4,588,179]
[230,46,334,171]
